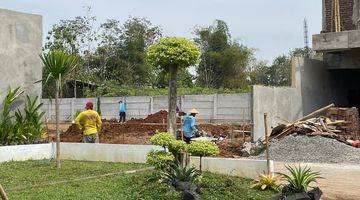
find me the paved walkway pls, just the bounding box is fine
[275,162,360,200]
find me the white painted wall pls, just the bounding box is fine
[59,143,162,163]
[0,143,53,162]
[0,143,272,180]
[190,157,273,179]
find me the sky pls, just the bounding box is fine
[0,0,322,63]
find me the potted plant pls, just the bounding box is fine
[276,165,323,200]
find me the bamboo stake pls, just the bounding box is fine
[263,113,270,174]
[0,184,8,200]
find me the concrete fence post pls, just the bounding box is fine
[150,96,154,114]
[70,98,75,120]
[213,94,218,122]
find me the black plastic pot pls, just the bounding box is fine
[274,187,322,200]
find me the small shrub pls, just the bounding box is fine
[150,132,174,149]
[187,141,219,172]
[168,139,187,153]
[277,165,323,193]
[251,172,281,191]
[187,140,219,157]
[146,150,175,170]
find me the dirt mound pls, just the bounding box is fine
[126,110,181,124]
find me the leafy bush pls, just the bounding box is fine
[146,150,175,170]
[187,140,219,172]
[0,87,45,145]
[187,141,220,157]
[161,162,200,183]
[277,165,323,193]
[150,132,174,149]
[251,173,281,191]
[168,139,187,153]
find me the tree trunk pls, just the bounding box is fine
[55,80,61,169]
[199,156,202,173]
[0,184,8,200]
[168,66,178,137]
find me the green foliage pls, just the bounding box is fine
[2,160,275,200]
[40,50,80,83]
[149,132,175,148]
[146,150,175,170]
[187,141,220,157]
[168,140,187,153]
[0,88,45,145]
[267,55,291,86]
[161,162,200,183]
[195,20,253,89]
[147,37,200,71]
[84,83,249,97]
[251,173,281,192]
[277,165,323,193]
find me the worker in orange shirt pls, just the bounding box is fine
[75,101,102,143]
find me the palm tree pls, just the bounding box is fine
[40,50,79,169]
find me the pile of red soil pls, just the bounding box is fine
[126,110,181,124]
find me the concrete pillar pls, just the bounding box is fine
[149,97,153,114]
[213,94,218,122]
[70,98,75,120]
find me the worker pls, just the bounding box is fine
[75,101,102,143]
[182,108,199,144]
[118,100,126,123]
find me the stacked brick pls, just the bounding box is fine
[326,107,360,140]
[323,0,356,33]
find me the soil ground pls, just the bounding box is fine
[45,110,251,157]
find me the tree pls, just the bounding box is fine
[43,13,97,98]
[91,17,162,87]
[147,37,200,136]
[268,55,291,86]
[187,141,219,172]
[194,20,253,89]
[40,50,79,169]
[248,60,270,85]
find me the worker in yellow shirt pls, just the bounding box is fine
[75,101,102,143]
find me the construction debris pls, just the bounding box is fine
[270,104,360,145]
[254,135,360,164]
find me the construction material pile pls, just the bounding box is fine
[271,105,360,144]
[326,107,360,140]
[254,135,360,164]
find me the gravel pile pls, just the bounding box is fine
[253,135,360,164]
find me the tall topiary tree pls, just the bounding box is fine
[40,50,79,169]
[147,37,200,136]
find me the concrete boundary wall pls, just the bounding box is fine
[59,143,162,163]
[190,157,273,179]
[0,143,53,162]
[0,143,271,179]
[41,93,251,123]
[252,85,303,141]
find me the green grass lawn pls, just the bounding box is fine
[0,160,275,200]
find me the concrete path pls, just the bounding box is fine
[275,162,360,200]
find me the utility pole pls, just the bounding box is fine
[303,18,310,58]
